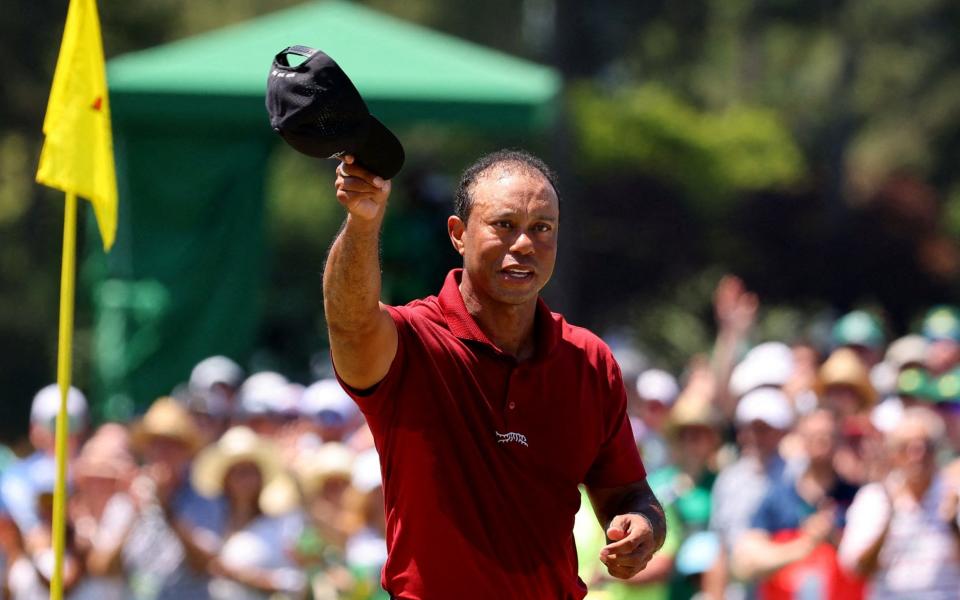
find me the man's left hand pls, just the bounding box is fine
[599,513,658,579]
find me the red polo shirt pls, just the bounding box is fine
[337,270,646,600]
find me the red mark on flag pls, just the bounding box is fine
[91,96,102,111]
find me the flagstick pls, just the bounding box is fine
[51,191,77,600]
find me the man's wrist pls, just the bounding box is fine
[345,211,384,233]
[627,509,666,551]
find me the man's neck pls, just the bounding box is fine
[459,278,538,360]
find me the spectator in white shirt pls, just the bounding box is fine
[838,406,960,599]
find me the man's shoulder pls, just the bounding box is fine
[556,315,615,359]
[390,294,445,327]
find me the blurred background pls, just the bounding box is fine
[3,0,960,439]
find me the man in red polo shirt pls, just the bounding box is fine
[324,149,665,599]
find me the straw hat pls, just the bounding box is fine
[132,397,203,453]
[258,471,302,516]
[666,397,722,438]
[817,348,878,407]
[192,426,280,498]
[295,442,355,498]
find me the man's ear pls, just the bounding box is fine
[448,215,466,256]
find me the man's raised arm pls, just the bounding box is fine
[323,155,398,390]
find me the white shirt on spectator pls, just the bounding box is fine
[209,512,305,600]
[838,476,960,599]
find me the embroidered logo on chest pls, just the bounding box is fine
[495,430,529,447]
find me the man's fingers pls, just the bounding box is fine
[601,530,642,557]
[338,175,382,193]
[339,159,384,189]
[606,527,627,542]
[600,548,652,580]
[600,551,647,570]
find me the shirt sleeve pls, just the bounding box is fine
[0,463,39,535]
[583,358,647,488]
[837,483,890,572]
[749,490,778,533]
[333,305,410,417]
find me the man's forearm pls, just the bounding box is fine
[323,215,384,336]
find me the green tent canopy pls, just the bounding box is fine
[108,0,560,129]
[92,0,560,418]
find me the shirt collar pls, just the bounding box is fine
[437,269,559,361]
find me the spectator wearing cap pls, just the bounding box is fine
[68,424,138,600]
[922,305,960,377]
[832,310,887,369]
[709,388,793,599]
[6,454,84,599]
[869,336,933,434]
[933,371,960,470]
[733,409,864,599]
[292,443,356,600]
[193,426,305,600]
[817,348,883,485]
[123,397,227,600]
[838,407,960,599]
[632,369,680,474]
[818,348,878,420]
[886,335,929,376]
[1,384,88,552]
[235,372,299,438]
[172,384,232,449]
[299,379,362,445]
[189,356,245,416]
[728,342,796,407]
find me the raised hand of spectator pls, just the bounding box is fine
[711,275,759,417]
[714,275,758,337]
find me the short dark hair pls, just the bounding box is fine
[454,149,560,222]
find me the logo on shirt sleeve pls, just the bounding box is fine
[495,431,528,447]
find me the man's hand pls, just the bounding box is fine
[335,155,391,221]
[599,513,658,579]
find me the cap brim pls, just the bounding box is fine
[352,116,405,180]
[276,115,404,180]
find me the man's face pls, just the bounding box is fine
[450,168,559,307]
[144,435,193,473]
[798,411,838,465]
[890,421,936,480]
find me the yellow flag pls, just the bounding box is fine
[36,0,117,251]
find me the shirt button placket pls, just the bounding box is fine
[506,367,522,420]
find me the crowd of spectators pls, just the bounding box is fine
[0,357,387,599]
[578,277,960,600]
[1,275,959,599]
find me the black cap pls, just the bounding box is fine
[266,45,405,180]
